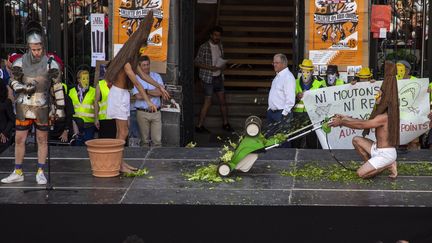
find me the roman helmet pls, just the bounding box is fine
[25,21,45,46]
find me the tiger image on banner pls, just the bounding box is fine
[113,0,170,73]
[307,0,368,66]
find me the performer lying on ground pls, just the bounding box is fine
[104,11,170,173]
[328,61,399,179]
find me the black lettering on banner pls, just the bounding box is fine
[315,90,327,103]
[343,98,355,112]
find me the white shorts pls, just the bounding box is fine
[368,142,397,169]
[107,85,130,121]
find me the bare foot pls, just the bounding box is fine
[387,161,398,179]
[120,164,134,173]
[122,161,138,171]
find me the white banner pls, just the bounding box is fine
[91,13,106,67]
[303,78,431,149]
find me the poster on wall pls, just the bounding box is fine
[113,0,170,73]
[306,0,368,66]
[91,13,106,67]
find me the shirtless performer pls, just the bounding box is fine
[328,62,400,179]
[104,11,170,173]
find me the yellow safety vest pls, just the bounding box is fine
[335,78,345,86]
[294,78,326,113]
[98,80,110,120]
[327,78,345,86]
[429,82,432,107]
[62,83,68,94]
[396,75,417,80]
[69,87,96,123]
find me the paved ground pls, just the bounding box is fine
[0,146,431,206]
[0,146,432,242]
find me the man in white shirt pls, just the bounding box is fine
[266,54,296,146]
[266,54,296,147]
[267,53,296,123]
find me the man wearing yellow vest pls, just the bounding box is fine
[69,70,96,146]
[396,60,421,150]
[94,73,117,139]
[396,60,416,80]
[293,59,326,148]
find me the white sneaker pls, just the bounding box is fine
[1,170,24,184]
[36,171,47,185]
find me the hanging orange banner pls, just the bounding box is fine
[113,0,170,73]
[306,0,368,67]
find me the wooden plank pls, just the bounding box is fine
[224,47,292,54]
[223,26,293,33]
[220,5,294,12]
[223,37,292,43]
[219,16,294,22]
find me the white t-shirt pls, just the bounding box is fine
[209,42,221,77]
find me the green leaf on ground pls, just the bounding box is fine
[183,164,241,183]
[123,168,149,177]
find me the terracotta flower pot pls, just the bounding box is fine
[85,138,125,177]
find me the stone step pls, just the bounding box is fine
[223,26,294,33]
[224,80,272,88]
[194,116,265,130]
[228,58,292,67]
[224,68,275,76]
[224,47,292,54]
[195,91,269,104]
[194,103,267,117]
[219,5,294,12]
[223,37,292,44]
[219,15,294,22]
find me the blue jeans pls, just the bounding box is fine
[75,125,96,146]
[266,110,292,148]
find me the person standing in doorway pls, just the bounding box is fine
[195,26,233,133]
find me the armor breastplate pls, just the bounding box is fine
[15,54,50,123]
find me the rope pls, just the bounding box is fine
[324,131,357,172]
